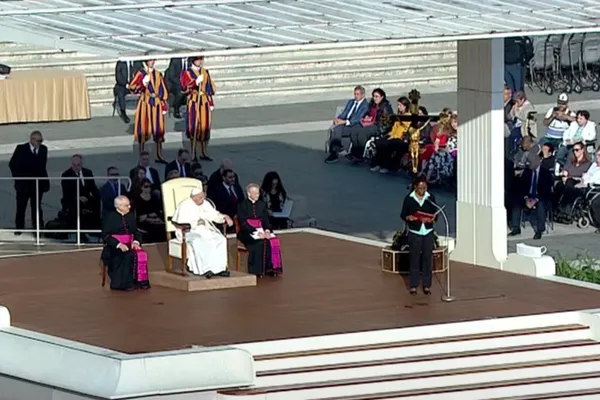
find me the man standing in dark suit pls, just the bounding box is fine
[164,149,192,180]
[61,154,101,240]
[508,154,553,240]
[129,150,161,193]
[164,57,188,119]
[9,131,50,235]
[113,60,143,123]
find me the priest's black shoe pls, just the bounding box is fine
[219,271,231,277]
[173,109,182,119]
[200,155,213,162]
[204,271,214,279]
[508,229,521,237]
[533,231,543,240]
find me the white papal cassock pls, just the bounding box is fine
[172,197,228,275]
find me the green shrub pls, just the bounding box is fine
[556,252,600,284]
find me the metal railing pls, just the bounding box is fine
[0,176,132,246]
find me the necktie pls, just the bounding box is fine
[347,101,358,119]
[530,170,538,198]
[229,186,237,202]
[179,164,185,177]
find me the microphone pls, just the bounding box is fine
[426,198,455,302]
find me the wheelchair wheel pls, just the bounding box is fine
[565,84,573,94]
[577,217,590,229]
[545,85,554,95]
[593,82,600,92]
[574,84,583,94]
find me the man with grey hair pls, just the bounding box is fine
[172,187,233,278]
[236,183,283,276]
[325,85,369,163]
[101,195,150,291]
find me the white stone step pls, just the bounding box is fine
[82,47,456,83]
[255,343,600,388]
[219,361,600,399]
[251,325,589,372]
[87,70,456,108]
[0,45,80,61]
[86,59,455,97]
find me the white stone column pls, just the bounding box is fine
[450,38,507,268]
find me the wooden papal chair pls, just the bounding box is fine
[161,177,203,276]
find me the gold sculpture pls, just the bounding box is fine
[396,89,441,174]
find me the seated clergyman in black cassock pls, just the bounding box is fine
[101,195,150,291]
[236,183,283,277]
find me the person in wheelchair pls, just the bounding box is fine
[555,110,596,167]
[553,142,592,218]
[508,155,553,240]
[578,149,600,230]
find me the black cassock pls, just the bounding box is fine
[237,199,281,276]
[101,211,149,290]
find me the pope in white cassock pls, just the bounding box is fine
[172,187,234,278]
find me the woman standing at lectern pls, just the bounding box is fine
[400,175,438,296]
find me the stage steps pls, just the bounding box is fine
[0,41,457,110]
[218,319,600,400]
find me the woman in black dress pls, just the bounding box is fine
[133,178,166,243]
[260,171,289,230]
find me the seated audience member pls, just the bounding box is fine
[166,170,180,181]
[61,154,101,240]
[129,151,161,194]
[101,195,150,291]
[129,166,147,200]
[540,142,556,172]
[237,183,283,277]
[325,85,369,160]
[171,188,233,278]
[424,114,458,184]
[585,150,600,230]
[191,163,208,183]
[554,142,591,211]
[210,169,245,231]
[326,88,394,163]
[540,93,576,148]
[507,91,537,154]
[133,178,166,243]
[164,149,192,180]
[556,110,597,166]
[508,155,553,240]
[369,96,411,173]
[207,158,241,193]
[260,171,289,230]
[100,167,128,215]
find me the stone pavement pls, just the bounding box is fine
[0,88,598,261]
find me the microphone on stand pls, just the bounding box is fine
[427,198,455,302]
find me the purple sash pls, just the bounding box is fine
[112,234,148,282]
[247,218,282,269]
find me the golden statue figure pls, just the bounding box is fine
[396,89,440,174]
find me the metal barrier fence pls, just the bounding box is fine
[0,176,132,246]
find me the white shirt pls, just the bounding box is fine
[29,144,38,154]
[562,120,597,144]
[583,163,600,186]
[176,161,186,177]
[141,166,154,183]
[345,98,365,126]
[172,197,226,239]
[222,182,237,198]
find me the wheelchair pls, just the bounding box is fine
[555,184,600,228]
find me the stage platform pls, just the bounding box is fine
[1,231,600,355]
